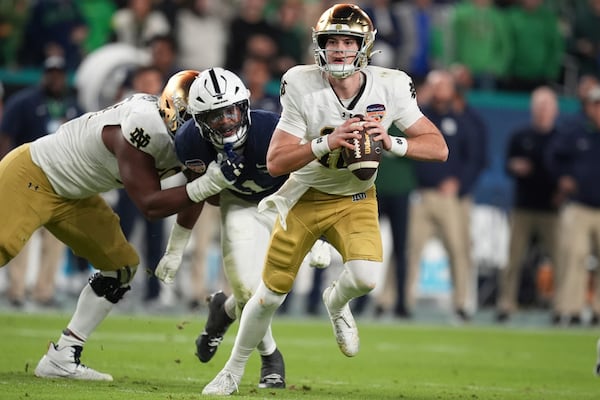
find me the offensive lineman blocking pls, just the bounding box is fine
[0,70,245,380]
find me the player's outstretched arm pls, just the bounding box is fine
[108,127,196,220]
[155,201,204,284]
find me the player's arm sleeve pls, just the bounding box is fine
[275,72,308,139]
[391,72,424,132]
[120,110,167,157]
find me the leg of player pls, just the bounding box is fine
[197,195,285,389]
[195,292,285,389]
[34,266,137,381]
[202,282,287,395]
[195,291,235,363]
[321,260,378,357]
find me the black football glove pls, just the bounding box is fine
[220,144,245,182]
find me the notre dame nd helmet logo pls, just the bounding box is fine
[129,128,151,148]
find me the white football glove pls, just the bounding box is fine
[155,252,183,284]
[186,161,234,203]
[309,239,331,269]
[155,223,192,284]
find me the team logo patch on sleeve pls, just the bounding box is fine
[366,104,385,121]
[185,159,207,174]
[129,128,150,148]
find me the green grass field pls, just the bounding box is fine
[0,311,598,399]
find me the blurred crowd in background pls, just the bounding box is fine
[1,0,600,327]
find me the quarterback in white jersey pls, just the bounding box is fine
[0,70,214,381]
[203,4,448,396]
[277,64,423,196]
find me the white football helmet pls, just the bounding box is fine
[188,67,251,150]
[312,4,376,79]
[160,70,200,135]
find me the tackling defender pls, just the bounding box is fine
[0,70,223,380]
[155,67,332,388]
[202,3,447,395]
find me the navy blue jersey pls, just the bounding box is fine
[547,117,600,208]
[175,109,287,203]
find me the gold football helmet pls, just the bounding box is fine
[312,4,376,79]
[159,70,200,135]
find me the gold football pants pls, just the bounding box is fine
[263,186,383,293]
[0,144,138,270]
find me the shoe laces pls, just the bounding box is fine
[70,346,84,365]
[216,371,239,393]
[260,373,284,385]
[207,336,224,348]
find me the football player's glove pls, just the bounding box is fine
[219,144,245,182]
[155,253,183,284]
[309,239,332,269]
[155,223,192,284]
[186,160,234,203]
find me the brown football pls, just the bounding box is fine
[342,117,383,180]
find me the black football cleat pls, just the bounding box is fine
[195,291,235,363]
[258,348,286,389]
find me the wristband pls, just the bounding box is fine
[310,136,330,159]
[165,223,192,254]
[390,136,408,157]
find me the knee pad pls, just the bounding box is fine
[89,265,137,304]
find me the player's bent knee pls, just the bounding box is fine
[255,281,287,310]
[89,265,138,304]
[346,260,379,294]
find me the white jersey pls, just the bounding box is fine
[277,64,423,195]
[30,94,181,199]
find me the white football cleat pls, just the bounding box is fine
[34,342,113,381]
[202,369,241,396]
[322,284,359,357]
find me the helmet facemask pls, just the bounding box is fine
[188,67,251,151]
[312,4,376,79]
[192,100,250,150]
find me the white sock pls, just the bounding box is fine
[256,326,277,356]
[224,295,237,320]
[223,282,285,376]
[57,283,114,348]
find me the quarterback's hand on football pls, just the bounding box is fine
[155,252,183,284]
[309,239,332,269]
[219,145,245,182]
[329,117,364,151]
